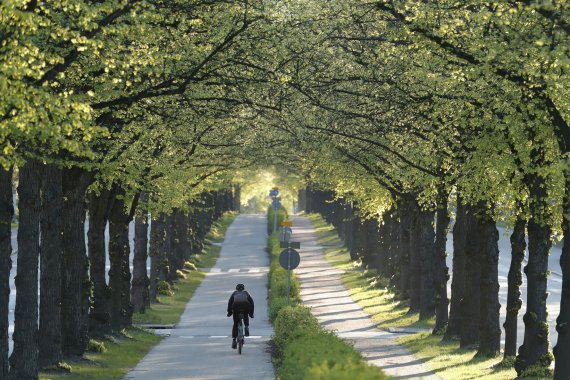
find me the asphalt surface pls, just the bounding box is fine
[124,214,275,380]
[293,216,442,379]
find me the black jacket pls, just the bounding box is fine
[227,290,254,315]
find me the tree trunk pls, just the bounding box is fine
[516,173,553,375]
[149,213,166,302]
[166,213,178,283]
[61,167,91,357]
[39,164,63,368]
[399,196,412,300]
[389,208,401,290]
[433,188,450,335]
[460,203,481,349]
[555,172,570,379]
[353,215,367,263]
[476,202,501,358]
[504,217,526,359]
[175,208,190,264]
[444,194,466,341]
[132,192,150,313]
[365,218,381,273]
[233,185,241,211]
[408,198,421,314]
[418,208,436,321]
[0,167,13,378]
[108,189,133,330]
[87,188,113,337]
[9,159,41,379]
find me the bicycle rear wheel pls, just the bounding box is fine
[238,338,243,354]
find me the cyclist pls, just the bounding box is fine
[227,283,254,349]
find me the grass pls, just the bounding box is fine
[305,213,522,380]
[40,211,237,380]
[132,271,206,325]
[398,332,518,380]
[39,328,161,380]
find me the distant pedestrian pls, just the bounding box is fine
[227,283,254,349]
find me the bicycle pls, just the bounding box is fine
[237,313,245,354]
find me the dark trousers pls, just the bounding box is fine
[232,312,249,338]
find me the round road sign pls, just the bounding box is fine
[279,249,300,270]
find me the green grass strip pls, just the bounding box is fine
[40,329,161,380]
[40,211,237,380]
[305,213,523,380]
[267,230,387,380]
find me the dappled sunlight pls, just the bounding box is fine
[398,332,516,380]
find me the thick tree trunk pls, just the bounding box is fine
[433,188,450,335]
[344,204,355,257]
[0,167,13,378]
[504,217,526,359]
[399,197,412,300]
[460,203,481,349]
[132,192,150,313]
[408,198,421,314]
[9,160,41,379]
[444,195,466,341]
[174,209,190,264]
[418,208,436,321]
[459,201,501,355]
[166,213,177,283]
[233,185,241,211]
[149,213,166,302]
[476,202,501,358]
[39,164,63,368]
[555,173,570,379]
[365,218,381,273]
[516,173,553,375]
[389,209,401,290]
[87,188,113,337]
[61,167,91,357]
[108,189,133,330]
[376,214,387,275]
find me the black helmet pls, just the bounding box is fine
[236,283,245,291]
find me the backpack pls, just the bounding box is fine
[233,291,250,311]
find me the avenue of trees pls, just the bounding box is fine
[0,1,568,379]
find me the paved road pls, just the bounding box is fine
[124,214,274,380]
[294,216,441,379]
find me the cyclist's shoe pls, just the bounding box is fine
[231,339,237,349]
[245,327,250,337]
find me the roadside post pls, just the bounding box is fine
[269,187,280,233]
[279,239,301,305]
[281,220,293,242]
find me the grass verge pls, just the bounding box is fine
[305,213,522,380]
[40,212,237,380]
[267,231,387,380]
[40,328,160,380]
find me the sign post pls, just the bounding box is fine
[281,220,293,242]
[279,241,301,305]
[269,187,280,233]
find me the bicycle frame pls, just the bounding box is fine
[237,313,245,354]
